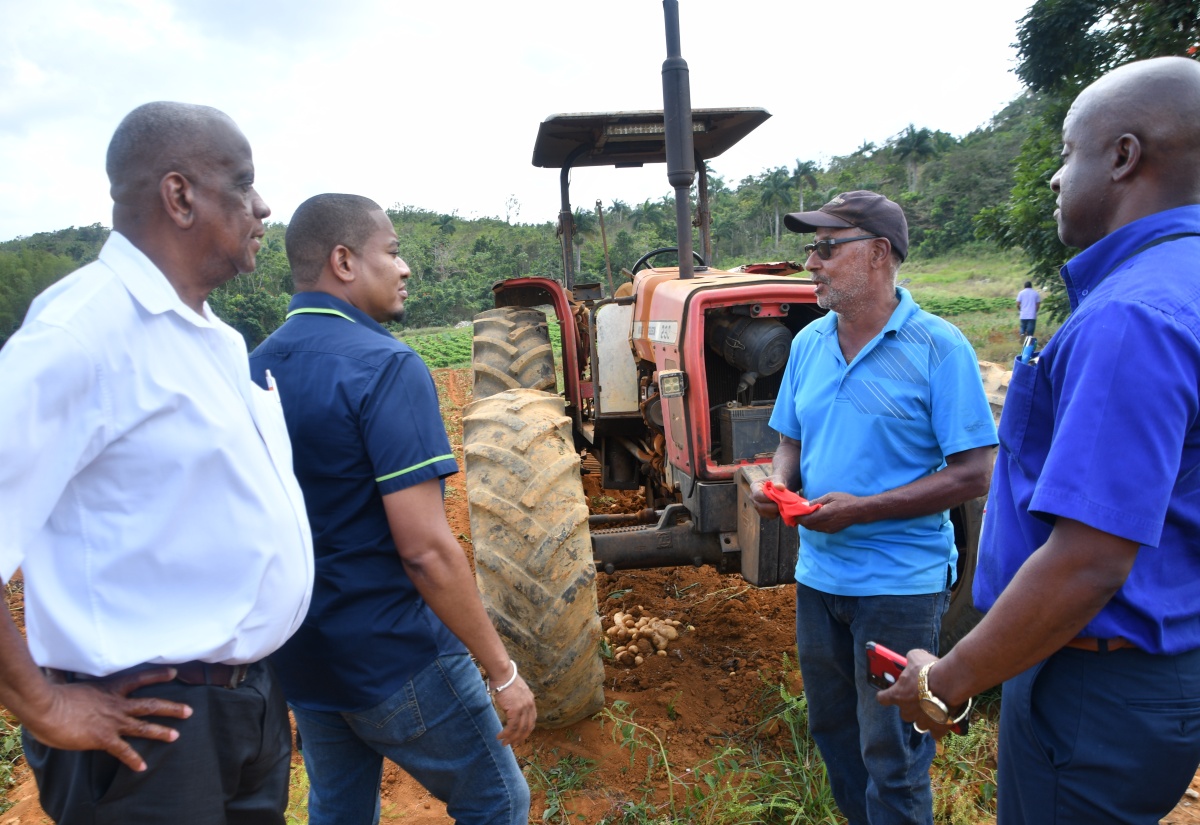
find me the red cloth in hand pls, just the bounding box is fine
[761,480,821,526]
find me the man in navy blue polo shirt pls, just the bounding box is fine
[249,194,534,825]
[750,191,997,825]
[879,57,1200,823]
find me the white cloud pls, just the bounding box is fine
[0,0,1032,241]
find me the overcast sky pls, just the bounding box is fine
[0,0,1034,242]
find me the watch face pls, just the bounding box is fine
[919,696,951,724]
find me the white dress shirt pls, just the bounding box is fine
[0,232,313,675]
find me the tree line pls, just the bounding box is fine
[2,0,1195,348]
[0,103,1035,349]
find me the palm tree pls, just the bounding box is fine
[853,140,876,158]
[432,214,456,235]
[893,125,936,191]
[631,200,664,233]
[791,159,819,212]
[815,186,839,206]
[760,167,793,249]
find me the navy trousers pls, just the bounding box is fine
[997,645,1200,824]
[25,661,291,825]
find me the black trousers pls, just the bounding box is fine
[24,661,291,825]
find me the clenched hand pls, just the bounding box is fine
[492,674,537,747]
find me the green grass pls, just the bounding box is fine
[930,689,1001,825]
[397,325,472,369]
[903,247,1031,294]
[285,760,309,824]
[0,718,21,815]
[398,317,563,374]
[525,749,599,824]
[582,665,846,825]
[254,675,999,825]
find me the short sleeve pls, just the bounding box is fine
[1030,300,1199,546]
[0,322,106,580]
[929,339,999,457]
[360,351,459,496]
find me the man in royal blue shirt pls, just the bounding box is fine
[250,194,534,825]
[879,57,1200,823]
[750,191,997,825]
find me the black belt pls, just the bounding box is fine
[44,661,253,689]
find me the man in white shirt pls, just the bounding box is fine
[0,102,313,824]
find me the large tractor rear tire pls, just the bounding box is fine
[939,361,1010,653]
[471,308,556,400]
[940,495,986,654]
[462,389,604,727]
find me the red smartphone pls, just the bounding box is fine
[865,641,969,735]
[865,641,907,690]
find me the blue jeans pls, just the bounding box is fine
[290,653,530,825]
[1019,318,1037,336]
[997,645,1200,824]
[795,583,948,825]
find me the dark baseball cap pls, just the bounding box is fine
[784,190,909,262]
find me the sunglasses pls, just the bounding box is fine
[803,234,880,261]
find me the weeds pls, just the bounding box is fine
[524,749,598,824]
[665,692,682,721]
[930,689,1000,824]
[0,717,22,815]
[592,675,844,825]
[284,761,309,824]
[581,656,1003,825]
[598,701,678,808]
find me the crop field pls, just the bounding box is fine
[398,251,1054,369]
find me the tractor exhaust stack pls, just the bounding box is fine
[661,0,696,279]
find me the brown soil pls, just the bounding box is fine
[3,366,1198,824]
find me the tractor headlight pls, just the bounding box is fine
[659,370,687,398]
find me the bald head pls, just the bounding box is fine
[1071,57,1200,193]
[107,102,245,212]
[103,102,271,311]
[1052,57,1200,248]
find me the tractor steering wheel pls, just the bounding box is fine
[630,247,707,275]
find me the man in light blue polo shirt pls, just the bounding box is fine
[750,191,996,825]
[878,57,1200,824]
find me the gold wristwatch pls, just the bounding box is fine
[917,661,971,725]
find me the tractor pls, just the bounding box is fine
[460,0,986,727]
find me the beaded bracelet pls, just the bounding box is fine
[489,660,518,696]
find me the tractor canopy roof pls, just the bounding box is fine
[532,108,770,170]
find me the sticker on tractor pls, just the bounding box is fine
[646,321,679,344]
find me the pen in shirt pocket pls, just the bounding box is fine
[265,369,278,392]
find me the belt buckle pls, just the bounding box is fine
[226,664,250,689]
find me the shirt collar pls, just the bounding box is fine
[1060,205,1200,310]
[101,231,219,328]
[286,291,395,338]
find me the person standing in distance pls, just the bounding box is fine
[1016,280,1042,337]
[879,56,1200,824]
[0,102,313,824]
[250,194,534,825]
[749,190,997,825]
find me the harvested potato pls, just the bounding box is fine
[605,605,690,667]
